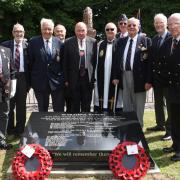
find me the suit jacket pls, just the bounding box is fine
[160,37,180,103]
[1,39,30,90]
[114,34,152,93]
[63,36,97,90]
[149,31,171,87]
[28,36,64,91]
[0,46,16,102]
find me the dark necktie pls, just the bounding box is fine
[157,36,162,49]
[171,38,178,54]
[125,39,133,71]
[15,43,20,71]
[79,40,86,77]
[45,40,51,59]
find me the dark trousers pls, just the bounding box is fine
[71,71,92,113]
[170,103,180,152]
[34,86,64,112]
[0,100,9,138]
[8,73,27,135]
[153,86,171,134]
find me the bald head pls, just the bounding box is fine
[75,22,87,40]
[54,24,66,42]
[168,13,180,38]
[105,22,117,41]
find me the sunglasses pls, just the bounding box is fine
[128,24,137,27]
[119,22,127,25]
[106,28,114,32]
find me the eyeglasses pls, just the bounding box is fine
[106,28,114,32]
[128,24,137,27]
[119,22,127,25]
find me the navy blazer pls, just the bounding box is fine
[149,31,171,87]
[114,35,152,93]
[28,36,64,91]
[1,39,30,90]
[160,37,180,103]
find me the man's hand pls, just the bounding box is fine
[112,79,119,85]
[145,83,152,91]
[10,79,17,98]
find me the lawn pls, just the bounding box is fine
[0,110,180,180]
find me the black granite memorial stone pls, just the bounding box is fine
[21,112,154,170]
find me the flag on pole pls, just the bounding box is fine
[136,8,142,33]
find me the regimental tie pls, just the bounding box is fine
[125,39,133,71]
[15,43,20,71]
[171,38,178,54]
[157,36,162,49]
[79,40,86,77]
[45,39,51,60]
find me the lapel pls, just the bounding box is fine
[86,37,91,63]
[72,37,81,65]
[0,47,9,72]
[51,36,57,59]
[39,37,48,63]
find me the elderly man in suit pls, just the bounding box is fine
[28,18,64,112]
[54,24,66,43]
[64,22,97,113]
[0,45,16,149]
[1,23,30,138]
[147,14,172,141]
[161,13,180,161]
[113,17,152,127]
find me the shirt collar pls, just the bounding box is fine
[43,37,52,43]
[159,29,168,39]
[128,34,138,42]
[14,40,22,46]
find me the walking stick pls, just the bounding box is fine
[113,84,118,113]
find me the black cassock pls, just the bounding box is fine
[94,39,118,112]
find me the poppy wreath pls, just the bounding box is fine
[109,141,150,180]
[12,144,53,180]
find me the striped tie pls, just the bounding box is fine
[15,43,20,71]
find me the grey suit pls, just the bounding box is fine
[64,36,97,112]
[0,46,16,138]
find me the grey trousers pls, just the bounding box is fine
[123,71,146,127]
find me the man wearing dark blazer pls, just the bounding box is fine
[161,13,180,161]
[64,22,97,113]
[0,45,16,149]
[1,23,30,137]
[113,17,152,127]
[28,18,64,112]
[147,14,172,141]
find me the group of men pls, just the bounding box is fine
[0,13,180,162]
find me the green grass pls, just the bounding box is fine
[0,110,180,179]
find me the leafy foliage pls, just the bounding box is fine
[0,0,180,41]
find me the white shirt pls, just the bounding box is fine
[43,37,52,54]
[123,34,138,70]
[14,40,24,72]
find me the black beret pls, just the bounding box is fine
[118,14,128,21]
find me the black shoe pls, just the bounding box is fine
[0,139,13,150]
[163,147,175,153]
[146,126,165,131]
[171,152,180,162]
[161,134,172,141]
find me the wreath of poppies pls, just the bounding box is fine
[109,141,150,180]
[12,144,53,180]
